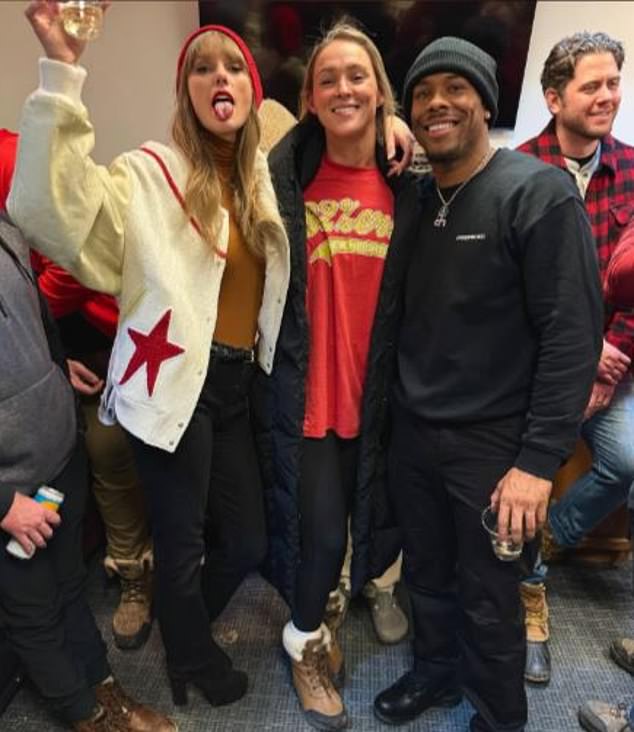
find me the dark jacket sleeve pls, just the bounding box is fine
[514,195,603,479]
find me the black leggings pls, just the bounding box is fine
[292,432,358,631]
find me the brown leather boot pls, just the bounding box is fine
[95,677,177,732]
[104,555,152,650]
[289,638,348,731]
[521,582,551,685]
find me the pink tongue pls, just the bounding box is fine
[214,101,233,121]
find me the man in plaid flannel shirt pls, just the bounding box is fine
[517,32,634,699]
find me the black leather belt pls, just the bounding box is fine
[210,341,255,363]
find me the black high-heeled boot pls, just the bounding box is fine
[167,666,248,707]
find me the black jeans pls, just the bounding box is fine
[293,432,358,631]
[389,405,527,732]
[0,440,110,724]
[128,351,266,675]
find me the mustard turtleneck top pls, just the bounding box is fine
[209,136,265,349]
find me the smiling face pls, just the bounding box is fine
[410,72,490,176]
[546,52,621,151]
[307,39,384,147]
[186,33,253,142]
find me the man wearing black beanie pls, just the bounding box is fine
[373,37,603,732]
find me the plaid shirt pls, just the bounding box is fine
[518,119,634,360]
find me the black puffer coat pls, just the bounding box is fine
[254,116,420,605]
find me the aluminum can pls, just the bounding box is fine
[6,486,64,560]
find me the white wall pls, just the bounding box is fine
[0,0,199,163]
[513,1,634,146]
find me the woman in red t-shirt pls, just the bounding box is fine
[264,22,418,730]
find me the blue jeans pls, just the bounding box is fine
[549,376,634,547]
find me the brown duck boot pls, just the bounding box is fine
[95,677,177,731]
[104,553,152,650]
[322,623,345,689]
[521,582,551,685]
[283,622,348,731]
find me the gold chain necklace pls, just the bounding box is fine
[433,147,496,228]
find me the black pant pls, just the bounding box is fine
[128,354,266,675]
[390,406,527,732]
[0,441,110,723]
[293,432,358,631]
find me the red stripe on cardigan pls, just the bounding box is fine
[139,146,227,259]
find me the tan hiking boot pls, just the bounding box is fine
[104,554,152,650]
[521,581,551,685]
[290,639,348,731]
[95,677,177,732]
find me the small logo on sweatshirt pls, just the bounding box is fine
[455,233,487,243]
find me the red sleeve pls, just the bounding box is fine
[0,129,18,211]
[606,224,634,306]
[2,128,119,338]
[604,221,634,359]
[37,257,119,338]
[37,256,91,318]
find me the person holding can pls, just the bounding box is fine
[0,209,176,730]
[8,0,290,710]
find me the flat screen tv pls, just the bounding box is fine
[199,1,537,129]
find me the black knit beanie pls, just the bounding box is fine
[402,36,499,125]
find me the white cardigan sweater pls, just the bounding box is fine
[9,58,290,453]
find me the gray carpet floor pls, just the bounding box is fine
[2,559,633,731]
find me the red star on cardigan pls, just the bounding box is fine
[119,309,184,397]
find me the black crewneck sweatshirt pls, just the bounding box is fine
[394,149,603,479]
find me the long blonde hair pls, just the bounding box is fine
[299,21,397,145]
[172,31,265,256]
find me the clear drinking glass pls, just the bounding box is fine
[481,506,523,562]
[61,1,104,41]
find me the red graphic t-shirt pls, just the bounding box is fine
[303,156,394,438]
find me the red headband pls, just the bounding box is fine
[176,24,263,109]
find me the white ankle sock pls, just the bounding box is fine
[282,621,322,661]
